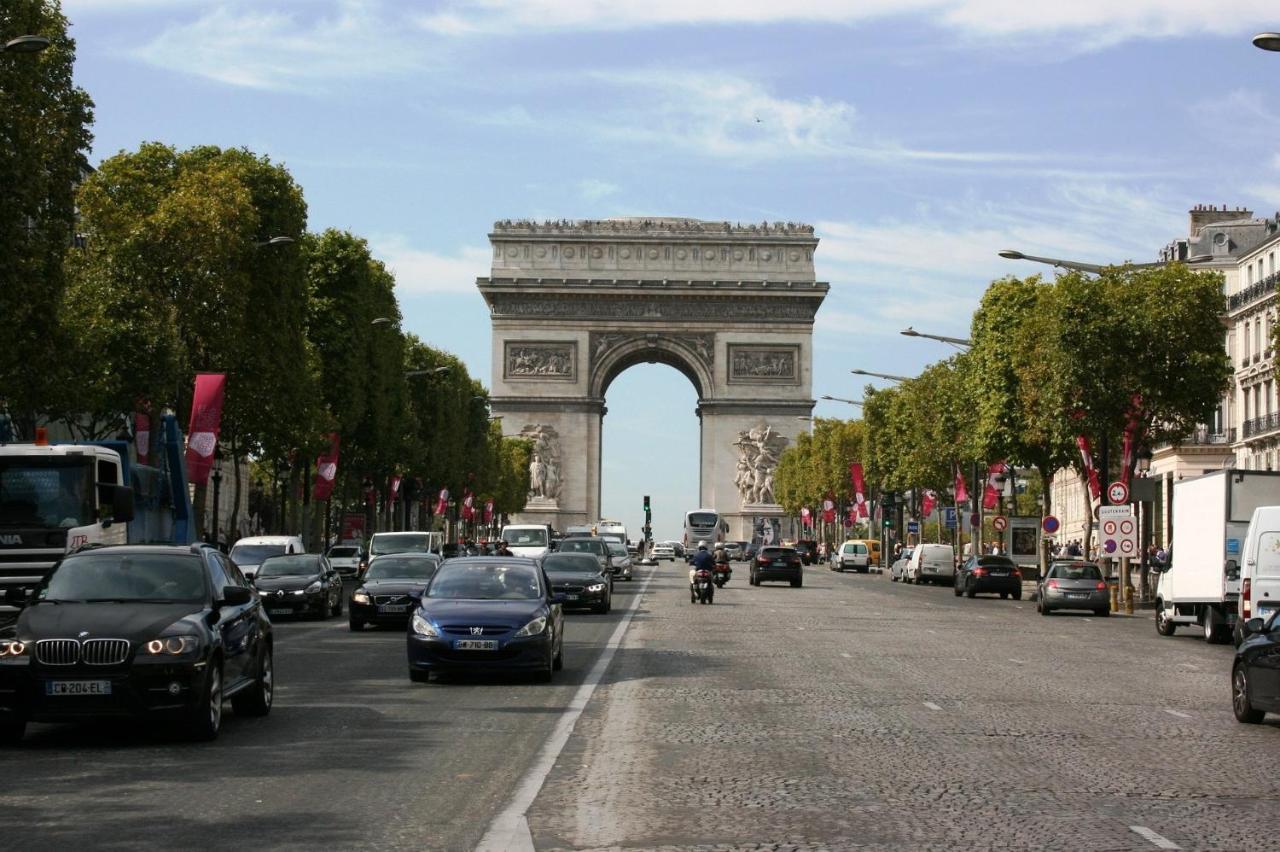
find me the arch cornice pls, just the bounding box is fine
[588,332,715,400]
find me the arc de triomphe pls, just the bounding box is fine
[478,218,828,540]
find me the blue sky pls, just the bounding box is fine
[62,1,1280,539]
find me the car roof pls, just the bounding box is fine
[234,536,299,545]
[65,544,200,558]
[440,555,541,566]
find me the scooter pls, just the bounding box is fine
[713,562,732,588]
[690,567,714,604]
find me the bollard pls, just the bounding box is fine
[1123,584,1134,615]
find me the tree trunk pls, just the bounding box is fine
[228,439,243,545]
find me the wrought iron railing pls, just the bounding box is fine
[1243,413,1280,439]
[1227,272,1279,312]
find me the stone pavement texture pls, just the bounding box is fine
[524,564,1278,851]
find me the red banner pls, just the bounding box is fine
[134,408,151,466]
[185,373,226,485]
[982,461,1007,511]
[434,488,449,516]
[849,462,867,515]
[1075,436,1102,501]
[340,513,365,542]
[1120,394,1145,489]
[312,433,341,501]
[800,506,812,528]
[922,489,936,518]
[483,499,494,525]
[954,464,968,503]
[822,492,836,524]
[461,490,475,522]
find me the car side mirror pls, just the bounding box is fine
[220,585,252,606]
[109,485,136,524]
[4,587,31,608]
[1242,617,1265,637]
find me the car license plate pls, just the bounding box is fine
[454,639,498,651]
[1068,593,1088,599]
[378,604,409,614]
[566,594,579,601]
[46,680,111,696]
[268,608,291,615]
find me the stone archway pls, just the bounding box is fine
[478,217,828,540]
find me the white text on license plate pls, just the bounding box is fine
[566,594,579,601]
[47,680,111,696]
[454,639,498,651]
[268,608,291,615]
[378,604,408,613]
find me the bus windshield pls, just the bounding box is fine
[686,512,718,528]
[0,457,95,530]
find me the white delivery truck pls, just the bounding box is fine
[1155,469,1280,643]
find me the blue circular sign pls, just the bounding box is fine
[1042,515,1060,534]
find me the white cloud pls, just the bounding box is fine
[371,235,491,295]
[132,1,426,91]
[416,0,1275,44]
[577,178,620,201]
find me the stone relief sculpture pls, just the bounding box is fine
[506,344,574,379]
[589,332,715,372]
[734,425,789,505]
[520,424,562,503]
[730,347,796,380]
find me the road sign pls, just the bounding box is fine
[1098,505,1137,559]
[1041,515,1060,534]
[1107,480,1130,505]
[907,520,920,534]
[943,508,958,530]
[992,515,1008,532]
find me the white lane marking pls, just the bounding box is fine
[840,652,851,659]
[1130,826,1180,849]
[1178,663,1199,671]
[1008,658,1026,665]
[1082,618,1092,623]
[474,567,654,852]
[796,626,805,631]
[926,629,938,634]
[1162,709,1191,719]
[923,701,943,711]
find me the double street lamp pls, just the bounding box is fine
[2,35,50,54]
[850,368,910,383]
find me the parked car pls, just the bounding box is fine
[832,540,872,573]
[890,548,914,582]
[651,542,676,561]
[606,540,634,581]
[905,544,955,585]
[228,534,305,582]
[326,544,362,579]
[793,540,818,565]
[1232,609,1280,723]
[543,552,612,614]
[349,553,441,630]
[954,555,1023,600]
[1037,560,1109,616]
[406,557,564,683]
[750,546,803,588]
[0,543,272,743]
[254,553,344,619]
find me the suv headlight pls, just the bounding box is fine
[586,583,606,592]
[0,639,31,659]
[410,612,438,637]
[305,580,322,594]
[514,615,547,637]
[145,635,199,656]
[352,591,370,604]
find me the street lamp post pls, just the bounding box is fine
[2,35,51,54]
[998,248,1212,274]
[1253,32,1280,51]
[820,395,864,406]
[210,448,224,550]
[849,368,911,383]
[900,327,973,348]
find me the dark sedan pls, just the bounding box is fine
[1037,560,1109,616]
[750,546,803,588]
[406,557,564,684]
[1232,610,1280,723]
[0,544,272,743]
[543,552,611,614]
[954,555,1022,600]
[253,554,344,619]
[349,553,440,630]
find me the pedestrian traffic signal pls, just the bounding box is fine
[883,518,892,529]
[643,494,650,512]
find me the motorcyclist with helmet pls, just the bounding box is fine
[712,542,732,586]
[689,541,715,602]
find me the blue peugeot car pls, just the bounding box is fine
[406,557,565,684]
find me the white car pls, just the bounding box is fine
[326,544,362,578]
[651,542,675,561]
[890,548,914,582]
[832,540,872,573]
[229,535,305,581]
[905,544,956,585]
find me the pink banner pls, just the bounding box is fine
[434,487,449,516]
[954,464,969,504]
[185,373,226,485]
[982,461,1007,511]
[134,408,151,466]
[800,506,812,528]
[822,492,836,524]
[461,490,475,522]
[850,462,867,512]
[312,433,341,501]
[922,490,936,518]
[1075,436,1102,501]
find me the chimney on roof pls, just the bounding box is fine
[1189,203,1253,236]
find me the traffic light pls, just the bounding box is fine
[883,517,892,529]
[881,491,896,511]
[643,495,650,512]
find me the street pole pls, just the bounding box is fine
[210,462,222,549]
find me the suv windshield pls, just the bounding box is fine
[427,563,542,600]
[328,546,359,558]
[543,554,601,575]
[257,555,321,577]
[365,557,438,580]
[502,528,548,547]
[371,534,431,556]
[229,543,286,565]
[40,552,206,602]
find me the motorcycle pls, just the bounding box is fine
[690,567,714,604]
[713,562,732,588]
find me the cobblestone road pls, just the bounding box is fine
[524,562,1278,851]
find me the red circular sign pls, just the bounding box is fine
[992,515,1008,532]
[1107,481,1129,504]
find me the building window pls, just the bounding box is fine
[1244,321,1252,361]
[1271,252,1276,276]
[1249,263,1255,285]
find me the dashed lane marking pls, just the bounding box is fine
[1008,658,1027,664]
[475,566,655,852]
[1162,709,1191,719]
[923,701,943,711]
[1130,826,1180,849]
[840,653,851,659]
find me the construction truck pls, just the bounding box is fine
[0,414,194,597]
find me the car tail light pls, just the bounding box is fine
[1047,579,1059,589]
[973,567,987,576]
[1095,581,1106,591]
[1242,578,1251,618]
[1012,569,1021,580]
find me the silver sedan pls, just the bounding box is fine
[1037,560,1110,616]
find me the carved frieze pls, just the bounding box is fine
[589,332,714,371]
[728,345,800,384]
[492,218,816,236]
[504,341,577,382]
[491,295,820,322]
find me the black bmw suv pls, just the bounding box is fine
[0,543,273,743]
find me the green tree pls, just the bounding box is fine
[0,0,93,436]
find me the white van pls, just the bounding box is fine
[368,531,442,560]
[500,524,552,559]
[906,544,955,585]
[833,541,872,573]
[1238,505,1280,641]
[229,535,306,581]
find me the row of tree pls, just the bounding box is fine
[0,2,531,542]
[777,263,1231,547]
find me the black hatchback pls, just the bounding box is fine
[1231,609,1280,724]
[954,555,1022,600]
[750,547,803,587]
[0,544,273,743]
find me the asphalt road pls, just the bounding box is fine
[3,562,1278,851]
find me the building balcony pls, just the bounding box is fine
[1243,413,1280,439]
[1158,426,1235,448]
[1228,272,1279,312]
